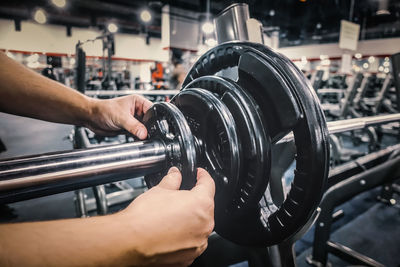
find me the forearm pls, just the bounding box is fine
[0,213,142,267]
[0,52,93,126]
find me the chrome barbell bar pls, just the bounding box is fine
[85,90,179,97]
[278,113,400,144]
[0,140,167,203]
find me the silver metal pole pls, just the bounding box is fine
[0,140,167,203]
[214,3,250,44]
[85,90,179,97]
[278,113,400,144]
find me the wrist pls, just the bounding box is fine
[80,96,98,128]
[107,212,150,266]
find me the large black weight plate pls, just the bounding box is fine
[183,44,302,143]
[171,88,240,214]
[182,41,330,246]
[143,102,197,190]
[183,76,271,220]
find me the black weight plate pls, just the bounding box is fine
[183,76,271,220]
[183,44,302,143]
[171,88,240,214]
[143,102,197,190]
[182,41,330,246]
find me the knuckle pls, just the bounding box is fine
[201,240,209,251]
[207,219,215,235]
[182,260,194,267]
[194,194,214,208]
[196,240,208,256]
[205,197,214,210]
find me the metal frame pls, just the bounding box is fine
[73,126,147,217]
[308,145,400,266]
[73,126,107,216]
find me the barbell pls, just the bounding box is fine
[1,41,399,247]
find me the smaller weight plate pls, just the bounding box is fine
[183,76,271,219]
[143,102,197,190]
[171,88,240,213]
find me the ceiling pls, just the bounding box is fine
[0,0,399,47]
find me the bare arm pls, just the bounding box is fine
[0,52,216,266]
[0,168,215,267]
[0,213,143,266]
[0,52,152,139]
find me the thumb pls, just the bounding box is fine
[191,168,215,199]
[157,167,182,190]
[122,116,147,139]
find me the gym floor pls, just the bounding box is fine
[1,113,399,266]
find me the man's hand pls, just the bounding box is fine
[0,51,153,136]
[0,167,215,267]
[86,95,153,139]
[118,167,215,266]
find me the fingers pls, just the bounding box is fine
[191,168,215,199]
[113,95,152,139]
[121,115,147,139]
[121,95,152,139]
[134,95,153,115]
[157,167,182,190]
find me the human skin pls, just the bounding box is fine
[0,51,216,266]
[0,51,151,139]
[0,167,215,267]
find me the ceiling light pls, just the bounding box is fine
[27,61,40,69]
[205,38,217,47]
[354,53,362,59]
[378,66,384,72]
[353,65,360,72]
[368,56,375,63]
[140,9,152,23]
[316,23,322,29]
[376,9,390,15]
[384,57,390,61]
[363,63,369,69]
[202,21,214,34]
[34,9,47,24]
[322,59,331,65]
[51,0,66,8]
[27,53,39,63]
[269,10,275,17]
[107,23,118,33]
[383,61,390,67]
[384,67,390,73]
[376,0,390,16]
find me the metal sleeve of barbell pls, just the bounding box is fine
[278,113,400,144]
[0,140,167,203]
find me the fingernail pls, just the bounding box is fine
[137,128,146,139]
[168,166,179,174]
